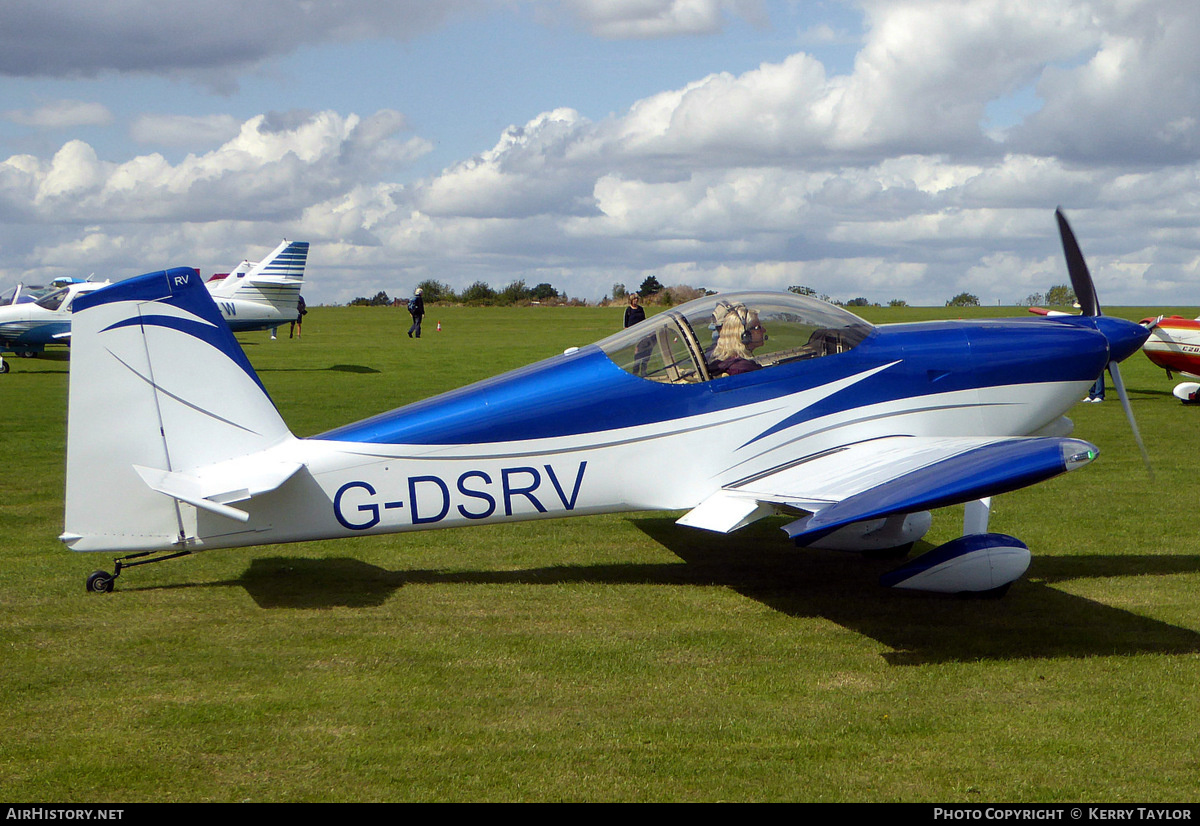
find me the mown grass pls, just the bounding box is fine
[2,302,1199,802]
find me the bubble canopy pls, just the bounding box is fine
[597,291,875,384]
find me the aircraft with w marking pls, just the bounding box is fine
[0,239,307,372]
[203,239,308,333]
[64,211,1150,597]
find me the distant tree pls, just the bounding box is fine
[612,283,627,300]
[845,297,870,307]
[531,282,559,300]
[1046,284,1076,306]
[1019,292,1046,307]
[667,285,705,304]
[348,291,392,307]
[638,276,664,297]
[416,279,454,302]
[460,281,497,304]
[788,285,817,296]
[498,279,531,304]
[945,292,981,307]
[888,299,908,307]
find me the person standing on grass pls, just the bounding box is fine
[624,292,651,376]
[407,288,425,339]
[290,294,306,339]
[624,293,645,328]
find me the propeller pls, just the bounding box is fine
[1055,208,1153,477]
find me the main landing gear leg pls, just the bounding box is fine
[86,550,193,593]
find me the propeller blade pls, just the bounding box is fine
[1056,208,1101,317]
[1107,360,1153,478]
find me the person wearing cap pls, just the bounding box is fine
[407,287,425,338]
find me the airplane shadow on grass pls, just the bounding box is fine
[221,516,1200,666]
[249,364,381,373]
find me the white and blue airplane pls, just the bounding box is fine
[204,239,309,333]
[0,279,110,373]
[64,211,1149,597]
[0,240,308,373]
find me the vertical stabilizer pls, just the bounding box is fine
[208,240,308,298]
[63,267,293,552]
[248,239,308,281]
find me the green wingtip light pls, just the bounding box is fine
[1064,446,1099,471]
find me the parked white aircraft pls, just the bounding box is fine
[0,279,109,372]
[204,240,309,333]
[0,240,308,373]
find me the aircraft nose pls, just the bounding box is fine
[1095,316,1151,364]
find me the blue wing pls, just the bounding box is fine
[678,435,1097,541]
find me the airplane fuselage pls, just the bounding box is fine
[73,312,1122,554]
[298,321,1100,539]
[0,282,106,355]
[1142,316,1200,378]
[64,213,1150,597]
[212,294,300,332]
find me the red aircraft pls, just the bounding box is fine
[1139,315,1200,403]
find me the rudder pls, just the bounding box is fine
[62,267,293,552]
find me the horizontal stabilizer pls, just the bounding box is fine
[134,455,305,522]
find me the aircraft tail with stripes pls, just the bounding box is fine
[206,240,309,332]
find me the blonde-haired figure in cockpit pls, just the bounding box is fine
[707,304,766,377]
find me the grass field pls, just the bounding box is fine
[3,301,1199,802]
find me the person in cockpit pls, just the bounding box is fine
[707,304,767,376]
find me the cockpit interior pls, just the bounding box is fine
[597,291,874,384]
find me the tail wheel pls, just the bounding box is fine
[86,571,115,593]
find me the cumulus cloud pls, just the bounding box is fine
[1007,0,1200,164]
[362,0,1200,305]
[6,1,1200,307]
[571,0,1101,166]
[0,109,430,226]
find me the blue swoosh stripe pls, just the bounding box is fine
[102,313,267,393]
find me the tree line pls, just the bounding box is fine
[349,278,1079,309]
[349,279,565,307]
[945,284,1076,308]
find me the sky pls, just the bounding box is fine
[2,0,1200,307]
